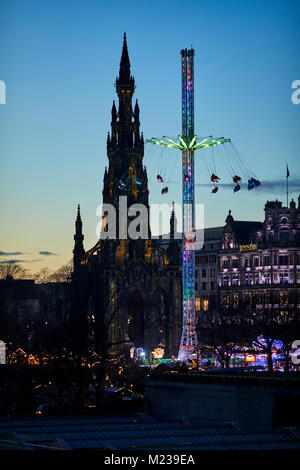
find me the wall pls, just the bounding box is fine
[145,372,300,431]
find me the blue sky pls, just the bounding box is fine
[0,0,299,271]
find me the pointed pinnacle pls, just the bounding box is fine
[120,32,130,69]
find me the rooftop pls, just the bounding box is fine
[0,413,299,450]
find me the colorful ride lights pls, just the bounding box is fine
[178,345,198,361]
[130,347,146,360]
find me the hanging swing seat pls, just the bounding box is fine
[233,175,241,183]
[248,178,261,190]
[210,173,220,183]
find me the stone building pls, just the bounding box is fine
[0,277,69,351]
[218,199,300,313]
[69,34,182,358]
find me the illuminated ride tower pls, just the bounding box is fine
[147,48,230,361]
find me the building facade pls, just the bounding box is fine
[219,199,300,315]
[0,277,69,352]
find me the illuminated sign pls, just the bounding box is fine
[239,244,257,252]
[136,347,145,358]
[245,354,256,362]
[130,347,135,359]
[152,348,164,359]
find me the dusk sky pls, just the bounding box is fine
[0,0,299,272]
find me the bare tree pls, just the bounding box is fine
[51,260,73,282]
[34,260,73,283]
[0,261,31,280]
[34,267,53,283]
[198,305,251,368]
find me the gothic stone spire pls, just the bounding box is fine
[73,204,85,270]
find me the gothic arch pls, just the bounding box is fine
[126,286,145,348]
[151,286,168,348]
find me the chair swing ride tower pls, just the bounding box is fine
[147,48,230,361]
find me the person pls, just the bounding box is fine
[161,187,168,195]
[212,186,218,193]
[211,173,220,183]
[233,183,241,193]
[233,175,241,183]
[248,177,261,190]
[157,174,163,183]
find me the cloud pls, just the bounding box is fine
[0,251,27,256]
[39,251,58,256]
[0,259,42,264]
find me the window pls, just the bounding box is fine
[196,297,208,311]
[222,259,229,269]
[264,273,271,284]
[201,255,208,264]
[245,258,251,268]
[202,269,206,278]
[232,274,239,286]
[195,282,198,291]
[210,281,215,290]
[254,258,259,267]
[280,310,289,321]
[279,271,289,284]
[223,275,229,286]
[210,255,216,263]
[233,294,239,306]
[232,258,238,268]
[279,255,289,266]
[210,268,215,277]
[280,292,289,305]
[263,256,270,266]
[202,282,207,290]
[280,231,290,243]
